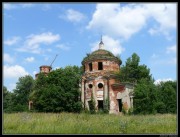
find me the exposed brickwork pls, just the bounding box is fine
[84,60,119,73]
[35,65,52,79]
[81,47,134,114]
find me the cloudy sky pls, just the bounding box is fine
[3,2,177,92]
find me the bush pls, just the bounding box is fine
[122,106,128,115]
[103,99,109,114]
[89,100,96,114]
[128,107,134,115]
[155,102,166,114]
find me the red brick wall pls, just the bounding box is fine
[84,60,120,73]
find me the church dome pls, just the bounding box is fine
[81,49,122,65]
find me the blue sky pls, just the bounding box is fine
[3,2,177,92]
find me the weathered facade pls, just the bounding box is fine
[81,40,134,114]
[35,65,52,79]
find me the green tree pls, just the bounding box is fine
[12,75,35,112]
[156,81,177,113]
[115,53,176,115]
[31,66,82,113]
[117,53,152,83]
[133,78,158,114]
[3,86,9,110]
[3,86,14,113]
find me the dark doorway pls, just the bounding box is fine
[98,100,103,110]
[98,62,103,70]
[118,99,123,112]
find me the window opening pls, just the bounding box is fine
[98,83,103,88]
[89,84,93,88]
[98,62,103,70]
[89,63,92,71]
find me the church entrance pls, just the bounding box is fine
[117,99,123,112]
[98,100,103,110]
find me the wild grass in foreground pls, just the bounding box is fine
[3,112,177,134]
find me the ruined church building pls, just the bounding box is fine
[30,38,134,114]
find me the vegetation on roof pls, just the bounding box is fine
[82,49,122,65]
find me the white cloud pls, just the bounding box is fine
[16,32,60,54]
[3,65,29,79]
[166,45,176,54]
[21,3,34,8]
[26,32,60,46]
[59,9,86,23]
[56,44,70,50]
[25,57,34,62]
[4,36,21,46]
[154,78,174,85]
[3,3,16,10]
[87,4,148,40]
[4,53,14,64]
[3,3,34,10]
[87,3,176,40]
[90,35,124,55]
[145,4,177,36]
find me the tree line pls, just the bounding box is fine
[3,66,83,113]
[3,53,177,114]
[116,53,177,114]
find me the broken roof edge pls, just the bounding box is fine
[111,82,135,88]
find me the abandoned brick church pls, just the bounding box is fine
[81,39,134,114]
[29,39,134,114]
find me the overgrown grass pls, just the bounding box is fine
[3,112,177,134]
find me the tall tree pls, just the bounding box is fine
[117,53,152,83]
[3,86,14,113]
[133,78,158,114]
[12,75,35,112]
[156,81,177,113]
[31,66,82,113]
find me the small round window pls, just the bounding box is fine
[89,84,93,88]
[98,83,103,88]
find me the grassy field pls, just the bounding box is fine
[3,112,177,134]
